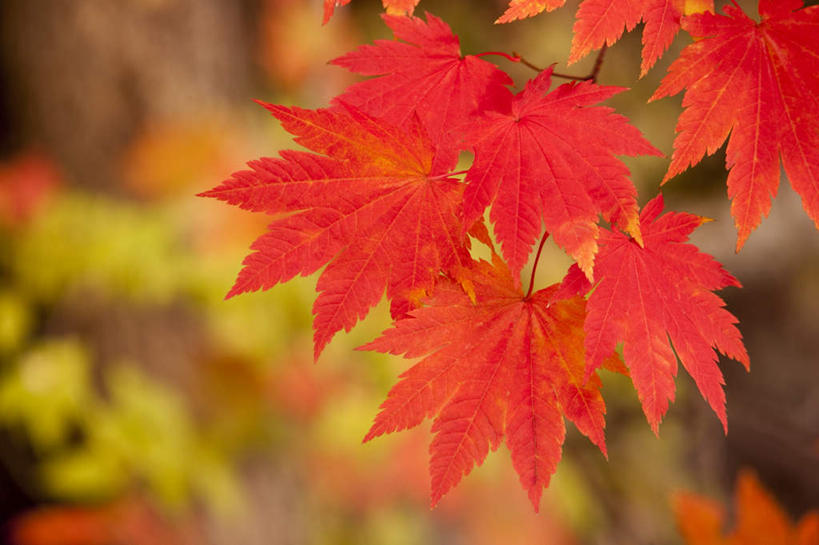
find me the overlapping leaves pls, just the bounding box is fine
[462,68,660,281]
[323,0,716,76]
[203,11,750,508]
[200,103,471,359]
[331,13,513,170]
[559,195,748,432]
[652,0,819,249]
[359,256,623,510]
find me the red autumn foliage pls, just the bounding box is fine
[202,0,819,508]
[652,0,819,249]
[359,254,626,510]
[559,195,748,432]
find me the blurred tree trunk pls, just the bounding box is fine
[0,0,258,191]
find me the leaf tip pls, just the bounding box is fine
[626,218,644,248]
[528,488,543,513]
[452,265,477,303]
[648,416,662,436]
[735,232,750,253]
[252,98,270,109]
[574,244,597,284]
[312,335,328,364]
[225,283,245,300]
[684,0,715,16]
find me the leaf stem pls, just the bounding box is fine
[475,51,522,63]
[525,232,549,299]
[509,52,545,73]
[589,44,608,83]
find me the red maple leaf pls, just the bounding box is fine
[560,195,748,432]
[494,0,715,75]
[200,103,471,359]
[360,255,625,510]
[330,13,513,170]
[569,0,714,76]
[674,469,819,545]
[462,67,661,283]
[651,0,819,249]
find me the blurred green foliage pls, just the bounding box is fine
[0,340,91,451]
[12,195,185,303]
[0,190,248,517]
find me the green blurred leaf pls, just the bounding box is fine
[41,362,242,515]
[0,339,92,450]
[13,194,191,303]
[0,289,33,354]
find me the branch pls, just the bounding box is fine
[507,45,609,83]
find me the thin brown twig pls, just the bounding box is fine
[510,51,544,73]
[510,52,545,73]
[511,45,609,82]
[588,44,608,83]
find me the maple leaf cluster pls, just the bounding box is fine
[202,0,819,510]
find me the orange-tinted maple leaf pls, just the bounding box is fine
[360,256,620,510]
[382,0,419,16]
[330,13,513,171]
[569,0,714,76]
[560,195,748,432]
[651,0,819,250]
[495,0,566,24]
[323,0,420,23]
[674,469,819,545]
[323,0,349,24]
[200,103,470,359]
[462,67,661,283]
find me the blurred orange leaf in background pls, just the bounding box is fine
[261,0,358,95]
[673,469,819,545]
[10,497,203,545]
[121,118,242,200]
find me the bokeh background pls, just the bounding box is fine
[0,0,816,543]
